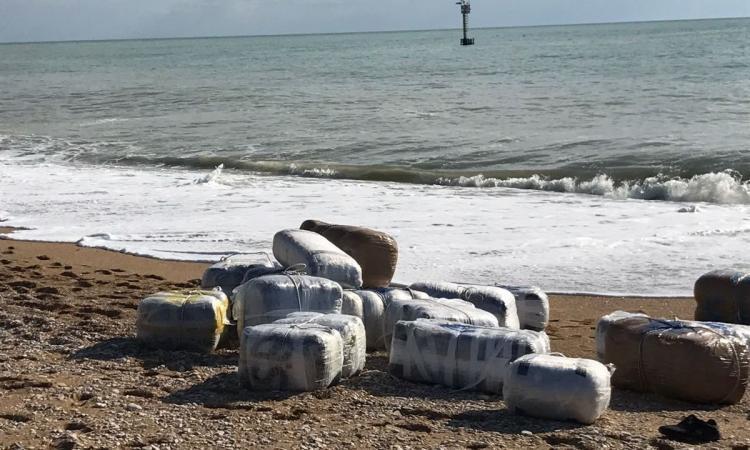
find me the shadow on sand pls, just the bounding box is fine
[70,337,238,371]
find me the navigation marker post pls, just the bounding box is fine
[457,0,475,45]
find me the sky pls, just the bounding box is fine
[0,0,748,43]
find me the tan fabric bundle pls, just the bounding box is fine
[300,219,398,288]
[602,316,749,404]
[694,269,750,324]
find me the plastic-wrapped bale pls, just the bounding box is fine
[233,274,343,336]
[300,219,398,289]
[376,286,430,302]
[600,315,750,404]
[409,281,519,329]
[504,354,612,424]
[497,285,550,331]
[136,290,230,353]
[201,254,280,299]
[389,319,550,393]
[597,310,750,362]
[239,323,343,391]
[275,312,366,377]
[273,229,363,289]
[383,298,499,352]
[694,269,750,324]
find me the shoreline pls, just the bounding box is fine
[1,229,694,299]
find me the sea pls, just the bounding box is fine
[1,18,749,296]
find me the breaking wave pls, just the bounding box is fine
[436,171,750,204]
[2,133,749,204]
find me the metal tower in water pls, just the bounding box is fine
[457,0,474,45]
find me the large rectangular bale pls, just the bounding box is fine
[383,298,499,352]
[694,269,749,323]
[233,274,342,336]
[597,310,750,363]
[410,281,520,329]
[239,323,343,391]
[136,290,230,353]
[300,220,398,289]
[600,315,749,404]
[275,312,366,377]
[504,354,612,424]
[273,229,363,289]
[389,319,549,393]
[497,285,550,331]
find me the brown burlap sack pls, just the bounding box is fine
[300,220,398,289]
[694,270,750,324]
[603,316,748,404]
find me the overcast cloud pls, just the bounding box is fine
[0,0,748,43]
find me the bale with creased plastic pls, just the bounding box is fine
[201,254,279,300]
[340,288,427,350]
[275,312,366,377]
[233,274,342,337]
[600,315,749,404]
[301,219,398,288]
[409,281,519,329]
[504,354,612,424]
[694,269,750,324]
[498,285,550,331]
[239,323,343,391]
[136,290,230,353]
[597,310,750,363]
[383,297,499,352]
[273,229,363,289]
[389,319,549,393]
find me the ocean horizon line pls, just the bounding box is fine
[0,15,747,46]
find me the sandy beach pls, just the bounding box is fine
[1,232,748,449]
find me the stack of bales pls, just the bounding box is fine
[133,218,624,424]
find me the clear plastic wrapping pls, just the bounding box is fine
[598,313,750,404]
[504,354,612,424]
[275,312,366,377]
[383,297,499,352]
[694,269,750,324]
[342,291,365,320]
[233,274,343,337]
[409,281,519,329]
[389,319,549,393]
[340,288,427,350]
[597,310,750,364]
[497,285,550,331]
[136,290,230,353]
[273,229,363,289]
[201,253,279,301]
[239,323,343,391]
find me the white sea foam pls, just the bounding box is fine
[438,170,750,204]
[79,118,130,127]
[191,164,224,184]
[2,161,749,296]
[288,163,337,178]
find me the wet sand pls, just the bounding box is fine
[0,235,747,449]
